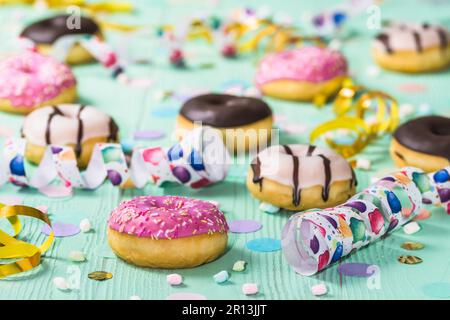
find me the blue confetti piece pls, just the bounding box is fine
[151,107,179,118]
[246,238,281,252]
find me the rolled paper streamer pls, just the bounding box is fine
[0,203,53,278]
[0,126,230,191]
[18,34,125,79]
[282,166,450,276]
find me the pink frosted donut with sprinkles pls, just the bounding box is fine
[0,51,77,114]
[107,195,229,268]
[255,46,348,102]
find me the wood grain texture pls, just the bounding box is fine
[1,0,450,300]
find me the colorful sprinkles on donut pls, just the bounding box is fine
[108,196,229,239]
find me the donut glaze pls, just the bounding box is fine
[393,116,450,160]
[108,196,229,239]
[250,144,356,206]
[180,93,272,127]
[21,14,100,44]
[22,104,118,156]
[255,46,348,87]
[0,51,76,108]
[374,22,450,54]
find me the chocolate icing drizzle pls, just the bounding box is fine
[251,157,263,191]
[393,115,450,160]
[43,105,119,158]
[376,23,449,54]
[20,14,100,45]
[251,145,355,207]
[180,93,272,127]
[283,145,301,206]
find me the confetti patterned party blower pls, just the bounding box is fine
[0,127,230,193]
[282,166,450,276]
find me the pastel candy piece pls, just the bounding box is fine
[69,250,86,262]
[232,260,247,272]
[259,202,280,213]
[53,277,70,291]
[311,283,328,296]
[79,218,91,233]
[166,273,183,286]
[242,283,258,295]
[403,221,421,235]
[213,270,229,283]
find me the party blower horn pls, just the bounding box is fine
[281,166,450,276]
[0,126,230,191]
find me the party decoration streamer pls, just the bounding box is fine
[0,203,53,279]
[0,127,230,193]
[310,81,399,158]
[282,166,450,276]
[0,0,133,14]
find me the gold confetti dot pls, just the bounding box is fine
[397,255,423,265]
[401,242,425,251]
[88,271,113,281]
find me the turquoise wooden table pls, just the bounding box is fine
[1,0,450,300]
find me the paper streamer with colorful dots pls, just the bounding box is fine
[0,126,230,192]
[282,166,450,276]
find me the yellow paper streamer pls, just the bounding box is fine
[0,203,53,279]
[0,0,133,14]
[310,81,399,158]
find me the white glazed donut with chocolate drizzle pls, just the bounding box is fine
[22,104,119,168]
[246,144,357,211]
[372,21,450,73]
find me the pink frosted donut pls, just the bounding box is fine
[107,196,229,268]
[255,46,348,101]
[0,51,77,114]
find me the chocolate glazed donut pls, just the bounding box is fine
[176,93,274,153]
[21,14,100,44]
[180,93,272,127]
[390,116,450,172]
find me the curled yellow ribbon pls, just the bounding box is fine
[0,203,53,279]
[310,81,399,158]
[0,0,133,13]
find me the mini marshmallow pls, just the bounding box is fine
[242,283,258,295]
[213,270,229,284]
[167,273,183,286]
[356,158,371,170]
[259,202,280,214]
[232,260,247,272]
[311,283,327,296]
[68,250,86,262]
[403,221,421,235]
[79,218,91,233]
[53,277,70,291]
[399,103,415,118]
